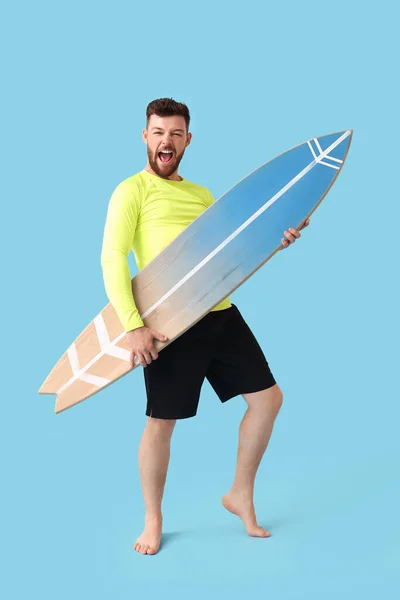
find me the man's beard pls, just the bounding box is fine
[147,146,185,179]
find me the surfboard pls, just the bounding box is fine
[39,130,353,413]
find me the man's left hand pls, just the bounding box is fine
[281,218,310,249]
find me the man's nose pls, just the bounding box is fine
[161,133,172,145]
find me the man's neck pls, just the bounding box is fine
[145,164,182,182]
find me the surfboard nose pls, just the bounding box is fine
[307,130,352,167]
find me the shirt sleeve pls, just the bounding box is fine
[100,180,145,332]
[205,188,215,208]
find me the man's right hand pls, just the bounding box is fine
[126,327,168,368]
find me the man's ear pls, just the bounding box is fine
[142,129,148,144]
[186,132,192,148]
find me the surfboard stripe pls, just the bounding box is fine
[324,155,343,164]
[307,140,317,160]
[93,314,130,360]
[80,373,110,387]
[319,160,340,170]
[314,138,323,154]
[94,314,111,348]
[105,345,131,361]
[94,315,130,361]
[67,345,80,374]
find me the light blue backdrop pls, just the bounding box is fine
[1,0,399,598]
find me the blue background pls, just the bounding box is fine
[1,0,399,598]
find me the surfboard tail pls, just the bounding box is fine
[39,304,136,411]
[38,351,71,395]
[54,379,103,413]
[38,380,55,395]
[54,360,134,413]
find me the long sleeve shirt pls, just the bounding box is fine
[100,169,232,332]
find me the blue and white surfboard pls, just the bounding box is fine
[136,130,353,326]
[39,130,352,412]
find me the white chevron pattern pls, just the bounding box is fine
[58,314,131,394]
[307,138,343,170]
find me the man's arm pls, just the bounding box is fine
[205,188,215,208]
[100,180,144,332]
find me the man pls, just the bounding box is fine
[101,98,309,556]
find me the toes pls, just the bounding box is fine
[248,526,271,538]
[133,540,159,555]
[261,528,271,537]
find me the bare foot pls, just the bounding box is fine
[222,491,271,538]
[133,516,162,555]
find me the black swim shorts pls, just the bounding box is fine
[143,303,276,420]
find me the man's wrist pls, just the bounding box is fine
[126,325,144,334]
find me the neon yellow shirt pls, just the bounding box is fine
[100,169,232,332]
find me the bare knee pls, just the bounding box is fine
[271,385,283,413]
[243,384,283,414]
[146,416,177,438]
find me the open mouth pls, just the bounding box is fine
[158,150,174,164]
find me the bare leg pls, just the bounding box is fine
[134,417,176,555]
[222,384,283,537]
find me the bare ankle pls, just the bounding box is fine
[228,486,254,501]
[145,512,163,524]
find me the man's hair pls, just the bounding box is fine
[146,98,190,130]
